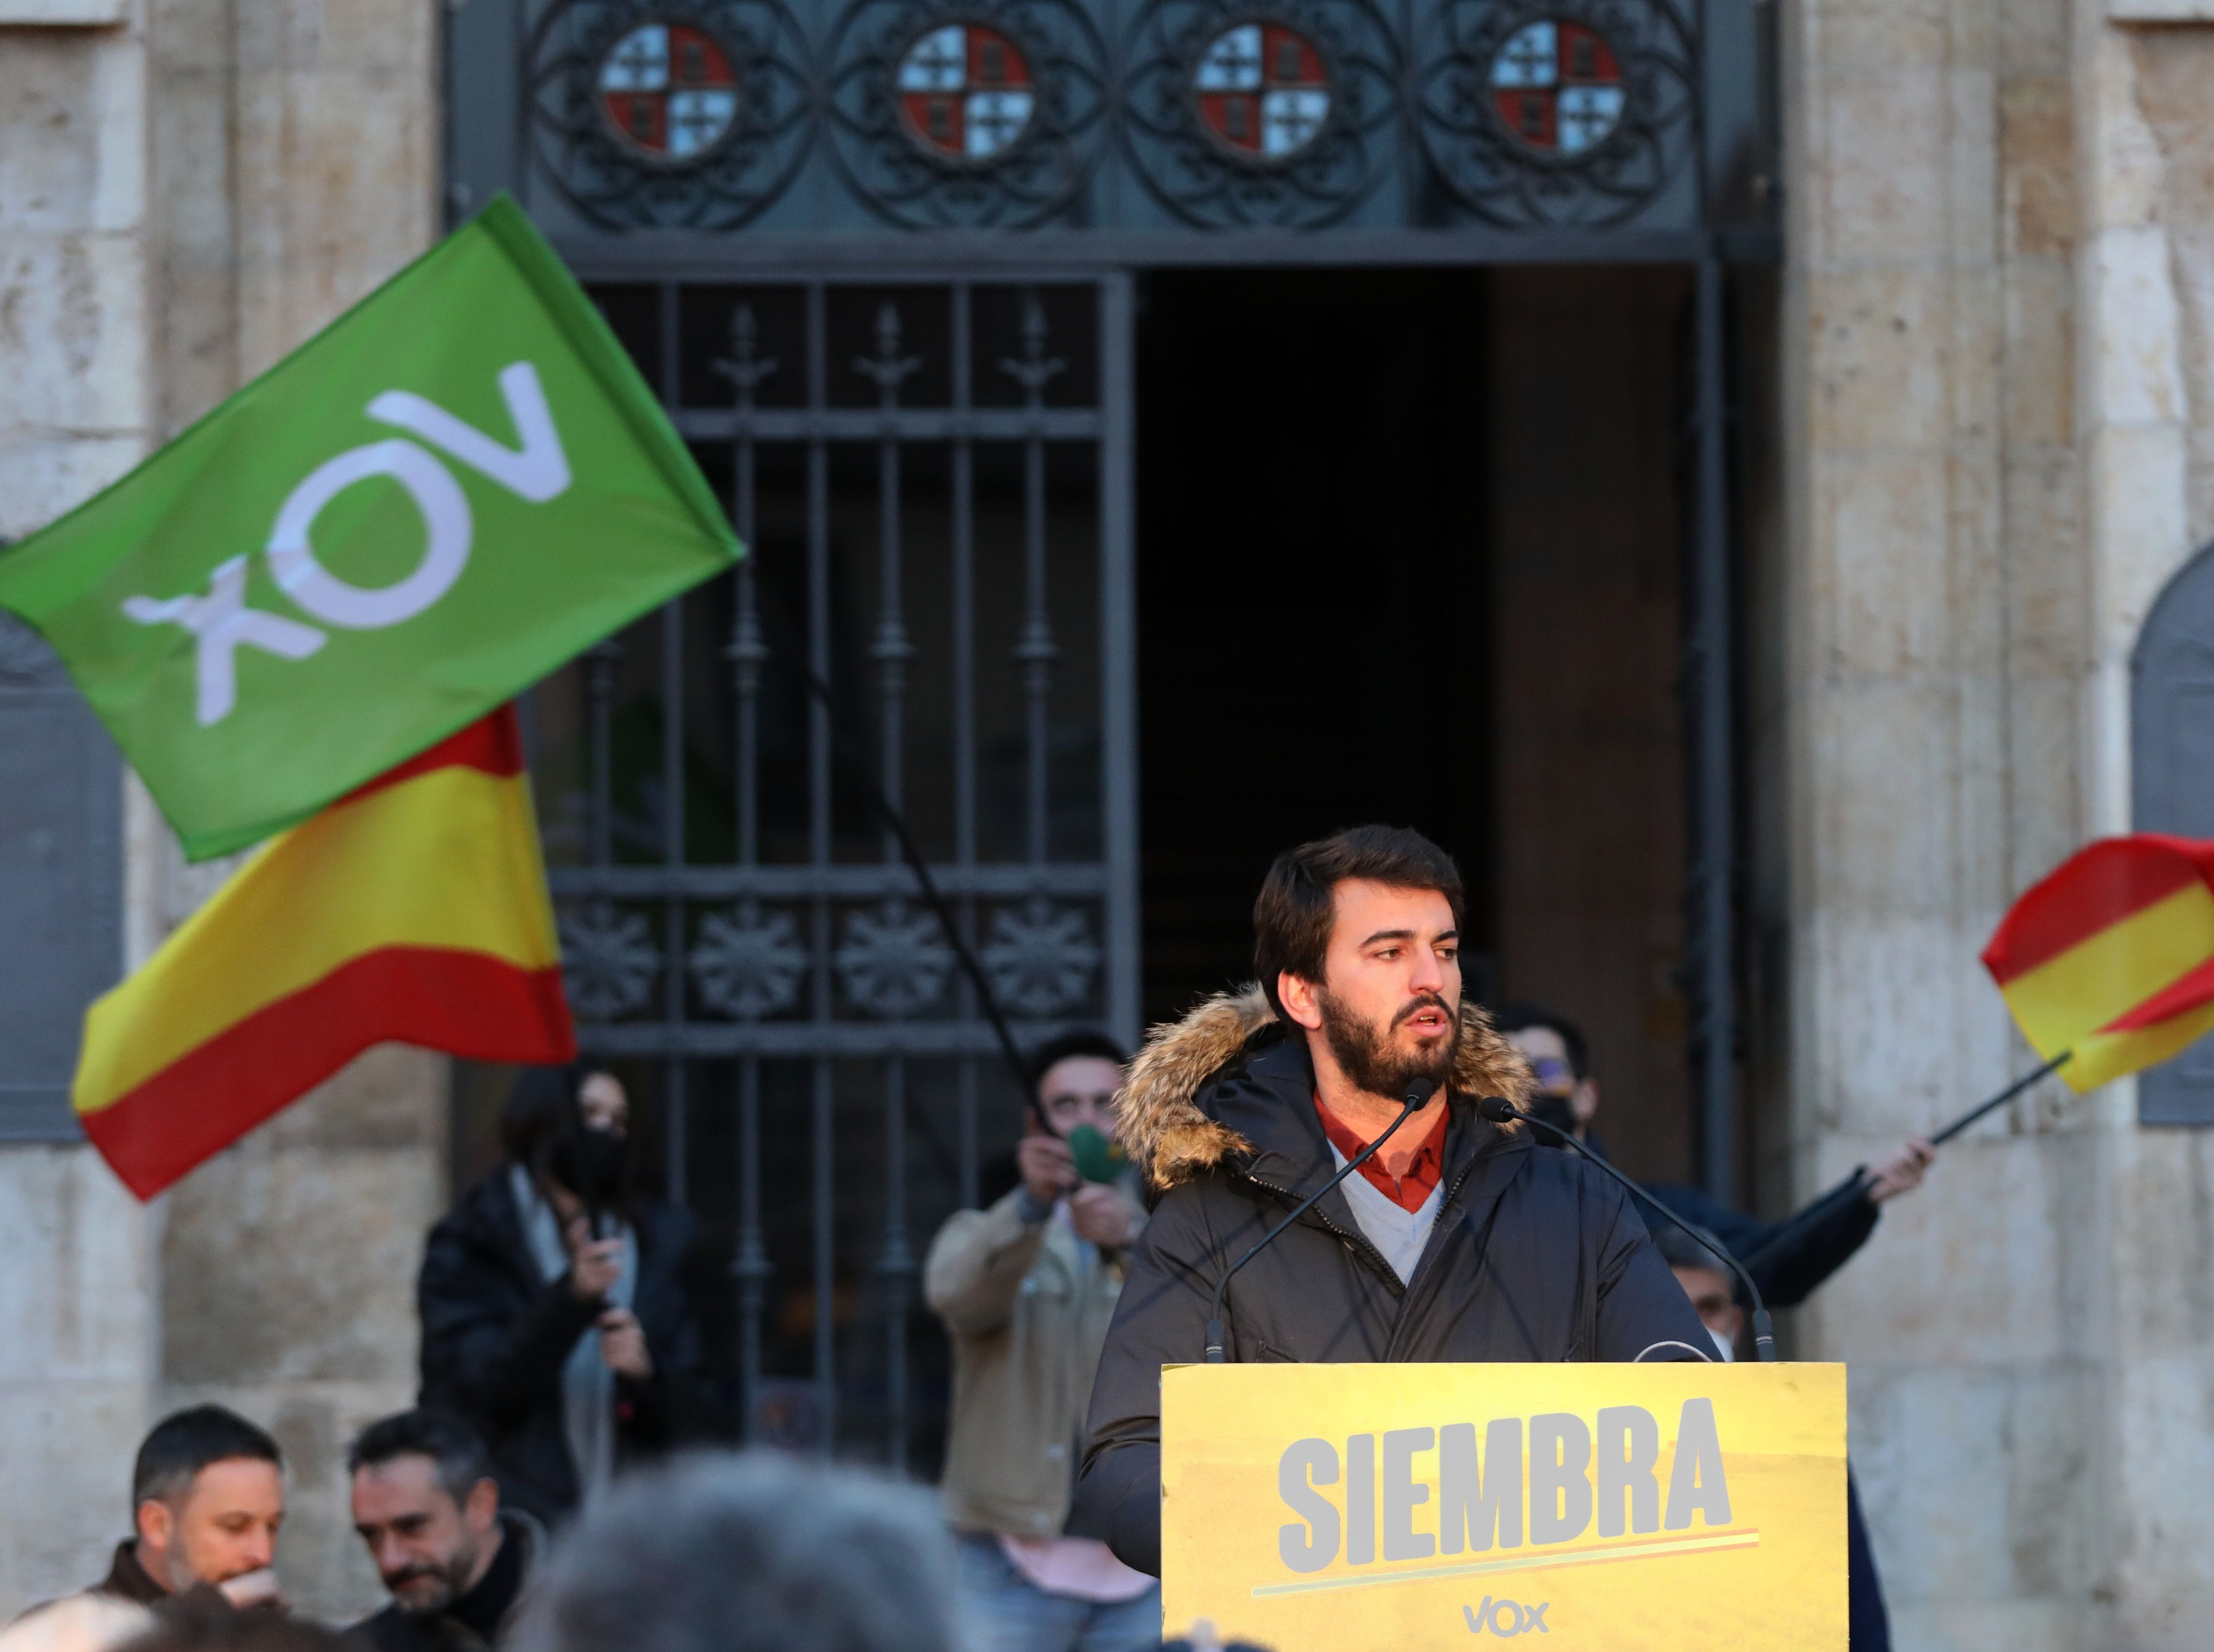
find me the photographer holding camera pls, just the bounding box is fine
[925,1031,1156,1652]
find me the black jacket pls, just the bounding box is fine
[1073,989,1710,1575]
[348,1511,538,1652]
[418,1169,707,1526]
[1641,1178,1880,1310]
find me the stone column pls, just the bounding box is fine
[0,3,158,1617]
[1781,0,2098,1644]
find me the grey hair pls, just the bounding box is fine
[510,1453,964,1652]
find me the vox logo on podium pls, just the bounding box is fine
[1464,1596,1549,1637]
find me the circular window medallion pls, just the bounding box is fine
[596,20,744,163]
[1192,21,1333,162]
[1487,18,1624,155]
[894,22,1036,162]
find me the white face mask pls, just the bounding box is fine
[1707,1325,1737,1363]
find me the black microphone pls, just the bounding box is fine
[1476,1096,1777,1363]
[1202,1076,1438,1363]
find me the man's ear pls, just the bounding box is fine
[135,1497,173,1553]
[1278,971,1325,1032]
[463,1478,500,1534]
[1573,1076,1601,1126]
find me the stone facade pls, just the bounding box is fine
[1782,0,2214,1646]
[10,0,2214,1645]
[0,0,440,1621]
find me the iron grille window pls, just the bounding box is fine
[526,275,1136,1471]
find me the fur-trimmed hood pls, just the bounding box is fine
[1114,984,1536,1191]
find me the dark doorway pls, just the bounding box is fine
[1135,265,1699,1185]
[1135,268,1495,1028]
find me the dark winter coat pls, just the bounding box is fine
[1072,987,1712,1576]
[418,1169,707,1527]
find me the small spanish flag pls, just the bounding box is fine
[1982,834,2214,1093]
[74,708,575,1198]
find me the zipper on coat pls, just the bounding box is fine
[1234,1171,1408,1299]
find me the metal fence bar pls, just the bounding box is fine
[805,280,836,1451]
[662,591,687,1205]
[1099,275,1141,1048]
[1690,257,1736,1204]
[952,281,982,1209]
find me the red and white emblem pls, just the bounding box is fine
[896,23,1036,161]
[598,21,743,162]
[1488,19,1625,155]
[1193,22,1332,161]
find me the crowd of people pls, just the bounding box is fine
[3,826,1937,1652]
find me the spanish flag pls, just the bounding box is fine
[75,708,575,1198]
[1981,834,2214,1093]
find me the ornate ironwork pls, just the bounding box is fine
[982,900,1100,1014]
[690,905,809,1017]
[826,0,1111,227]
[528,0,813,231]
[1121,0,1399,228]
[836,900,956,1016]
[1416,0,1696,227]
[560,904,663,1018]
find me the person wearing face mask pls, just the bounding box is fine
[1492,1002,1934,1310]
[1495,1002,1908,1651]
[925,1031,1159,1652]
[417,1064,707,1527]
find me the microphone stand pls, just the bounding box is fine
[1202,1077,1437,1364]
[1477,1097,1777,1363]
[1737,1048,2073,1278]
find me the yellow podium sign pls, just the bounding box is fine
[1162,1363,1845,1650]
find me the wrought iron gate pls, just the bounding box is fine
[529,271,1135,1468]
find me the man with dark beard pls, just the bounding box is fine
[347,1410,539,1652]
[1072,826,1709,1576]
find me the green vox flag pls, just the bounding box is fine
[0,194,739,861]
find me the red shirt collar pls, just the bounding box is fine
[1313,1092,1448,1213]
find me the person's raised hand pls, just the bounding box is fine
[1068,1183,1134,1249]
[565,1216,624,1301]
[1866,1137,1936,1203]
[1017,1132,1078,1209]
[597,1307,654,1380]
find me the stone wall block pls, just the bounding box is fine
[1811,0,1954,73]
[1808,686,1963,896]
[1809,268,1950,451]
[0,1379,153,1619]
[0,32,104,235]
[1806,915,2017,1123]
[160,1134,437,1387]
[2084,31,2167,231]
[1857,1365,2023,1600]
[2126,27,2214,222]
[2085,225,2184,425]
[0,233,149,433]
[0,435,145,537]
[1819,69,1955,265]
[1809,452,1953,674]
[2002,261,2076,447]
[2109,1354,2214,1632]
[2086,420,2189,654]
[1813,1135,2065,1360]
[0,1147,150,1382]
[2001,77,2076,258]
[2158,224,2214,545]
[1998,0,2070,72]
[1887,1598,2074,1652]
[2109,1127,2214,1352]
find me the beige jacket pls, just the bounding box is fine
[926,1184,1144,1538]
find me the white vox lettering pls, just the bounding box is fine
[1462,1596,1548,1637]
[122,555,326,726]
[265,438,473,629]
[366,361,572,502]
[121,361,569,723]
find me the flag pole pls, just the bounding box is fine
[1738,1048,2074,1274]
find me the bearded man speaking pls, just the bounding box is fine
[1072,826,1710,1575]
